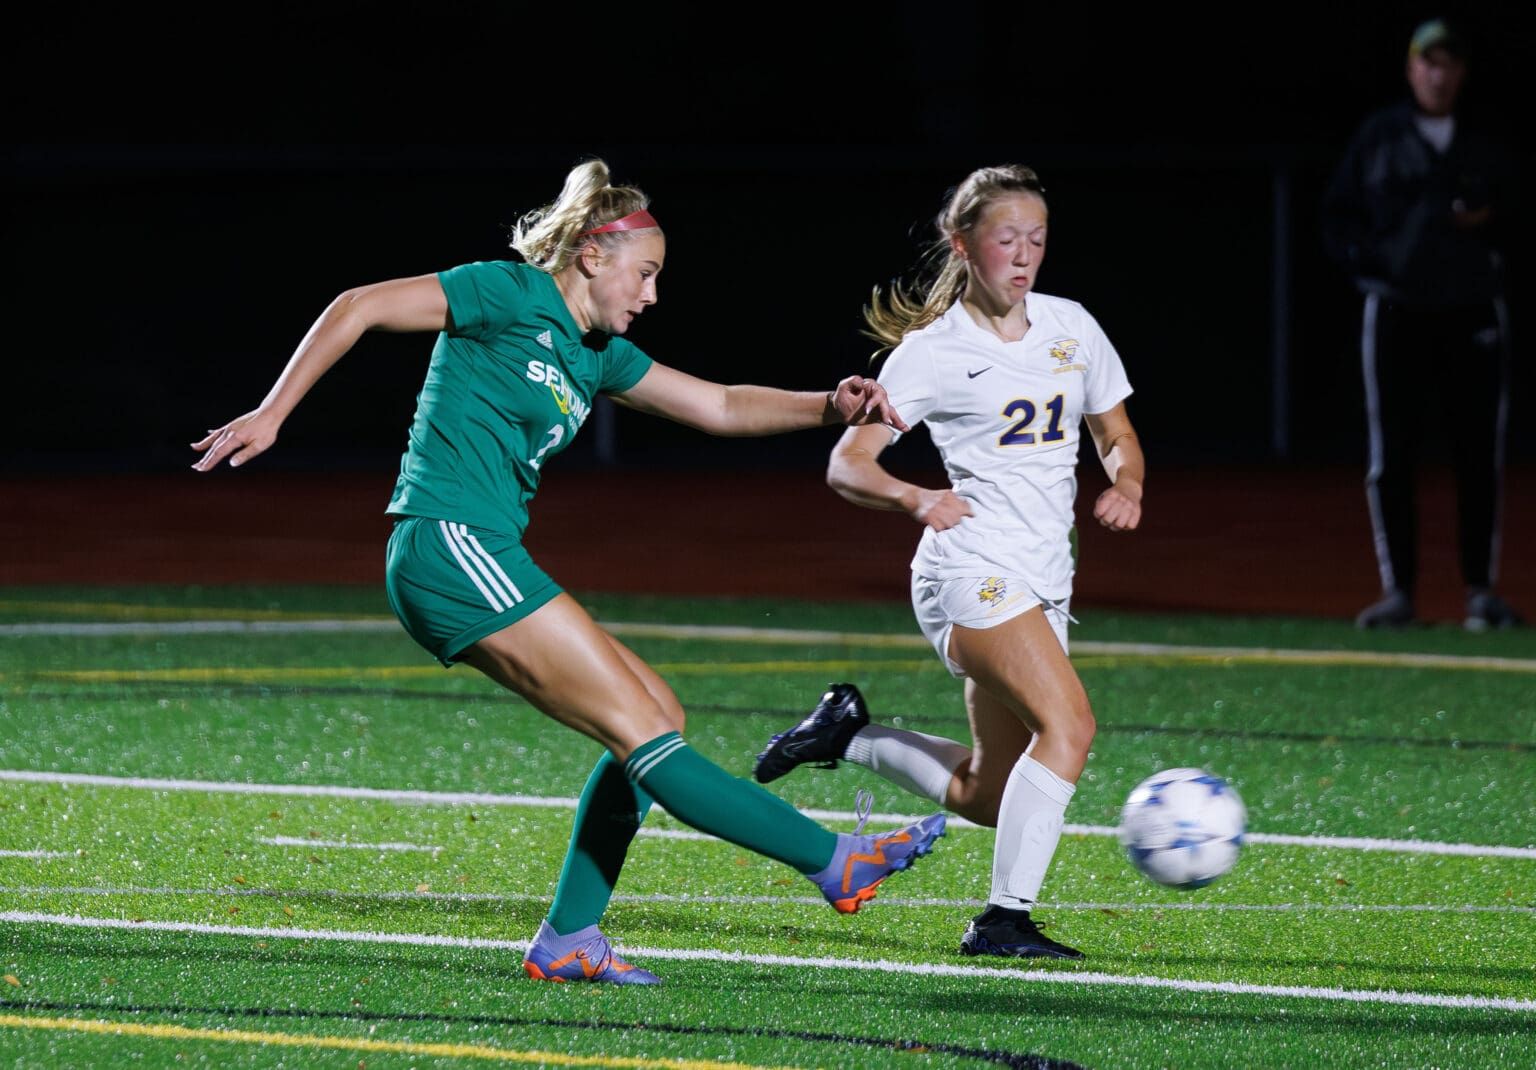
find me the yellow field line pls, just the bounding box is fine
[4,600,1533,674]
[0,600,385,623]
[7,647,1535,685]
[17,666,442,683]
[1072,650,1536,672]
[652,660,937,675]
[0,1013,803,1069]
[4,660,941,684]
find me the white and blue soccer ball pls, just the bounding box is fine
[1118,767,1246,889]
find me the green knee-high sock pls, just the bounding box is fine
[546,753,653,934]
[623,732,837,874]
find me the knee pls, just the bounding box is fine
[656,690,686,733]
[1072,707,1097,754]
[631,693,684,741]
[587,686,687,758]
[1053,702,1096,758]
[634,672,686,734]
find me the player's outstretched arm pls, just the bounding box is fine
[827,423,973,531]
[192,275,449,472]
[1085,402,1143,532]
[610,364,908,437]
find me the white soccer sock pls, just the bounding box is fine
[990,754,1076,908]
[842,724,972,807]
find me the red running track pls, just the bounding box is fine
[2,463,1531,626]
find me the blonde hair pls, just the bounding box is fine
[508,158,655,273]
[862,165,1047,355]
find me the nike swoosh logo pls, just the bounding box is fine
[967,367,993,379]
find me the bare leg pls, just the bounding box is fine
[461,593,683,757]
[950,606,1093,958]
[463,593,857,877]
[799,609,1074,825]
[541,626,687,934]
[948,605,1095,784]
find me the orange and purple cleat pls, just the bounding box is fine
[522,921,663,985]
[810,811,947,913]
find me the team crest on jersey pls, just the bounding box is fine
[977,577,1008,606]
[1049,339,1086,374]
[536,330,554,350]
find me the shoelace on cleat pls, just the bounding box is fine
[853,788,873,835]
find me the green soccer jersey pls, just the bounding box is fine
[386,261,654,536]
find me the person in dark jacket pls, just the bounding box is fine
[1322,17,1522,631]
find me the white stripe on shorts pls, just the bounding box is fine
[456,525,524,604]
[437,521,513,611]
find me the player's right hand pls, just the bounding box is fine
[191,409,280,471]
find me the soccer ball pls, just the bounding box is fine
[1118,767,1246,889]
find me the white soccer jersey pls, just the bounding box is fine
[879,292,1133,599]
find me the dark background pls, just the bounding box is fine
[6,0,1534,481]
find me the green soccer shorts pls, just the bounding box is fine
[385,516,563,666]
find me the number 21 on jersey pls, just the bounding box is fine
[998,394,1066,447]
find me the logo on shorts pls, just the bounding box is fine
[977,577,1008,605]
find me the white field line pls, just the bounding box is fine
[4,617,1534,673]
[4,768,1533,860]
[2,910,1531,1014]
[0,769,579,810]
[1069,823,1536,860]
[0,850,72,859]
[4,885,1532,915]
[255,836,441,853]
[638,827,713,841]
[951,819,1536,861]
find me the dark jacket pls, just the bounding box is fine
[1322,98,1510,307]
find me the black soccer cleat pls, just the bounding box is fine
[753,682,871,784]
[1354,588,1414,630]
[1465,589,1525,632]
[959,904,1083,960]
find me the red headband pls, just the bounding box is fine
[580,208,659,236]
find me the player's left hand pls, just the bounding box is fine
[829,376,909,432]
[1093,483,1142,532]
[191,408,283,472]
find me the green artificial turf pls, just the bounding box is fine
[1,585,1532,1068]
